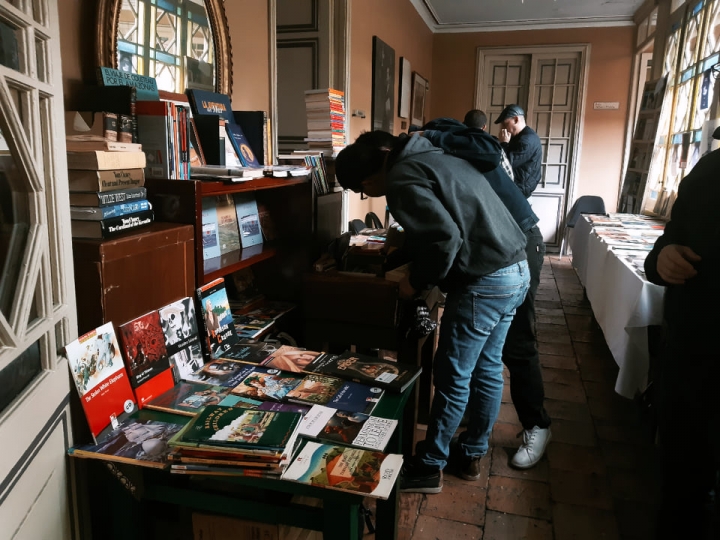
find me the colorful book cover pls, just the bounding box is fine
[281,441,403,499]
[68,418,183,469]
[307,351,421,394]
[64,322,137,443]
[231,367,303,401]
[201,197,221,261]
[257,401,311,415]
[185,359,255,388]
[218,394,264,409]
[168,340,205,383]
[179,406,302,451]
[218,340,278,364]
[215,194,241,254]
[298,405,398,452]
[226,122,261,167]
[261,345,326,373]
[196,277,240,358]
[285,373,344,405]
[145,382,231,416]
[158,297,206,382]
[233,193,263,248]
[185,89,234,123]
[97,66,159,101]
[327,381,384,415]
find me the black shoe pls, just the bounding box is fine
[399,462,443,494]
[460,457,483,481]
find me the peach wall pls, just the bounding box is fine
[347,0,434,220]
[431,27,635,211]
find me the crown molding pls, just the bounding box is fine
[410,0,635,34]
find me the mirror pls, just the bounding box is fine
[96,0,233,95]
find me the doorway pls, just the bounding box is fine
[476,45,590,252]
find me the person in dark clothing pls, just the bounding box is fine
[644,148,720,540]
[495,104,543,198]
[463,109,488,130]
[335,131,530,494]
[419,116,551,469]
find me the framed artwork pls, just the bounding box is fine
[410,72,428,127]
[372,36,395,132]
[398,57,411,118]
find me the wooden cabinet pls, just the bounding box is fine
[72,222,195,334]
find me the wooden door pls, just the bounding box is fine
[0,0,77,538]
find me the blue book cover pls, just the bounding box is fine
[71,200,151,221]
[226,123,261,167]
[186,89,234,124]
[233,193,263,248]
[96,66,159,101]
[196,277,240,358]
[328,381,384,415]
[201,197,221,260]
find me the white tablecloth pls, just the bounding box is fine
[570,216,665,398]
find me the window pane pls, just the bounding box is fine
[0,339,42,413]
[0,19,21,73]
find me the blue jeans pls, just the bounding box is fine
[418,260,530,470]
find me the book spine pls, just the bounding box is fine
[72,199,151,220]
[100,209,154,238]
[96,187,148,206]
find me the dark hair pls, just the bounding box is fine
[335,130,399,192]
[463,109,488,130]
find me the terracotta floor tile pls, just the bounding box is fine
[541,367,582,386]
[487,476,552,520]
[599,440,657,471]
[491,422,523,448]
[489,447,550,483]
[546,442,606,475]
[550,469,613,510]
[539,354,577,370]
[549,418,597,447]
[535,300,564,310]
[579,362,620,383]
[538,341,575,357]
[411,515,483,539]
[552,503,620,540]
[561,305,593,316]
[397,493,423,539]
[544,399,592,423]
[497,403,521,426]
[535,307,565,317]
[501,384,512,403]
[570,330,606,343]
[563,314,596,331]
[574,341,614,362]
[420,478,487,526]
[483,511,553,540]
[536,314,567,326]
[536,329,572,345]
[543,381,587,404]
[595,424,650,446]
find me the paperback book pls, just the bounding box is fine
[217,394,264,409]
[64,322,137,443]
[233,193,263,248]
[327,380,384,415]
[231,367,303,402]
[217,340,277,364]
[185,359,255,387]
[281,441,403,499]
[196,277,241,358]
[307,351,421,393]
[158,297,205,382]
[261,345,328,373]
[68,418,183,469]
[70,209,154,239]
[145,382,232,416]
[285,373,344,406]
[297,405,398,451]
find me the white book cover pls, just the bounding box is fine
[298,404,397,452]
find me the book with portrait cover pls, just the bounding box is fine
[260,345,329,373]
[297,405,397,452]
[184,358,255,388]
[306,351,421,393]
[117,310,175,408]
[64,322,137,443]
[281,441,403,499]
[196,277,241,359]
[230,367,303,402]
[285,373,344,406]
[68,418,183,469]
[158,297,206,382]
[218,340,277,365]
[145,382,232,417]
[327,380,384,415]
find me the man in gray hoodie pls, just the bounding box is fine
[335,131,530,493]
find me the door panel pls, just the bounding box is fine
[483,55,530,126]
[530,193,564,245]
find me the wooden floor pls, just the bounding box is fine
[364,256,661,540]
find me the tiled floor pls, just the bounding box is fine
[371,257,662,540]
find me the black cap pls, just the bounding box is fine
[494,104,525,124]
[713,126,720,140]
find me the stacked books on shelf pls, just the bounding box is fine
[66,112,153,239]
[303,88,346,157]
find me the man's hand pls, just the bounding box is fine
[398,275,417,299]
[498,128,511,143]
[656,244,701,284]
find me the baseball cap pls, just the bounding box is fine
[494,104,525,124]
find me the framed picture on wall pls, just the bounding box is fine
[410,72,427,128]
[398,57,411,119]
[372,36,395,132]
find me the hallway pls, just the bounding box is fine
[383,257,660,539]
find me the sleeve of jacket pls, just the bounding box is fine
[501,139,541,197]
[423,130,501,173]
[386,165,463,291]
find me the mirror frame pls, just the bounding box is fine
[95,0,233,95]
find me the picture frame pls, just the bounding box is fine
[410,72,428,128]
[371,36,395,132]
[398,57,411,119]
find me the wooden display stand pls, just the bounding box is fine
[72,222,195,334]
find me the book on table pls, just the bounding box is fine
[281,440,403,499]
[70,209,154,239]
[230,367,304,402]
[183,358,255,388]
[326,380,384,415]
[64,322,137,443]
[216,339,278,365]
[144,381,232,416]
[157,297,207,383]
[260,345,330,373]
[284,373,345,406]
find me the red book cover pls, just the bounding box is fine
[118,310,173,408]
[133,367,176,407]
[65,322,137,442]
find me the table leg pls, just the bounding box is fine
[374,486,399,540]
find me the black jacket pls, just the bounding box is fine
[644,149,720,351]
[421,118,539,232]
[500,126,543,198]
[385,135,526,292]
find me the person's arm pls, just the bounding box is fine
[503,137,541,197]
[423,129,501,173]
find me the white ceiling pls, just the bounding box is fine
[410,0,646,32]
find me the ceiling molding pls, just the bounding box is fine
[410,0,636,34]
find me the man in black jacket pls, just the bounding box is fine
[419,116,551,469]
[335,131,530,494]
[644,147,720,539]
[496,104,543,198]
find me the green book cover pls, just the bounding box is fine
[179,405,301,451]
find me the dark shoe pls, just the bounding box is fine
[399,462,443,494]
[460,456,483,481]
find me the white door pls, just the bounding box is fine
[479,47,588,251]
[0,1,77,539]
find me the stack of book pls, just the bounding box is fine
[66,116,153,239]
[303,88,346,157]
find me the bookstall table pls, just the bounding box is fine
[70,382,415,540]
[570,215,665,398]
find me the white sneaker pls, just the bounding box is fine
[511,426,551,469]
